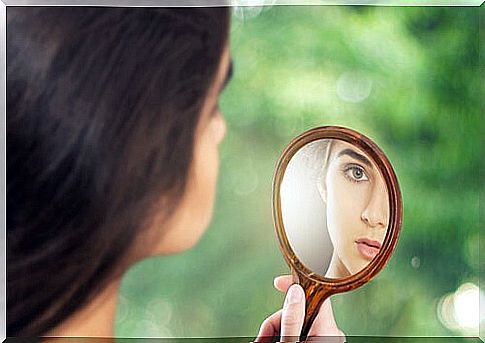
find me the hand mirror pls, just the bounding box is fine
[272,126,402,337]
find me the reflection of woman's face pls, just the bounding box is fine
[322,141,389,277]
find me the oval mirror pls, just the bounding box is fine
[272,126,402,338]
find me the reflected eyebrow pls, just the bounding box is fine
[337,148,372,167]
[221,59,233,92]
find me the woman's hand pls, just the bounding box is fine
[255,275,346,342]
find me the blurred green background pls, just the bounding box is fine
[115,6,481,339]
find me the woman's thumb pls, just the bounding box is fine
[280,284,305,342]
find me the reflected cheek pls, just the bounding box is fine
[326,176,366,249]
[334,177,369,221]
[326,187,350,247]
[328,196,353,241]
[328,178,360,223]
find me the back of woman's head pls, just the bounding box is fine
[7,7,229,336]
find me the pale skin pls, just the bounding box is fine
[319,141,389,279]
[44,46,344,341]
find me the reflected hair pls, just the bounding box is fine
[298,139,333,199]
[7,7,229,336]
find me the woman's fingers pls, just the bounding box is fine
[274,275,293,293]
[280,284,306,342]
[255,309,282,342]
[256,283,306,343]
[274,276,346,341]
[307,298,346,342]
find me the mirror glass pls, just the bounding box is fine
[280,139,390,279]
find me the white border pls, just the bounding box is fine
[1,1,482,341]
[1,1,6,341]
[3,0,485,6]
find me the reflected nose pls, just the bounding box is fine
[361,176,389,229]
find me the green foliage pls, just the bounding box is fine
[116,6,480,338]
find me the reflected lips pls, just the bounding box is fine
[355,238,381,260]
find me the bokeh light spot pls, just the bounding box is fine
[437,282,481,335]
[411,256,421,269]
[336,71,373,103]
[232,0,265,21]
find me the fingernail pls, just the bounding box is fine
[285,284,303,305]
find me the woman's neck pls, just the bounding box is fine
[325,252,350,279]
[43,280,121,339]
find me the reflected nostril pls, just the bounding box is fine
[361,208,386,229]
[361,209,372,227]
[362,187,388,228]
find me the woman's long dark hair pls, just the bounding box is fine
[7,7,229,336]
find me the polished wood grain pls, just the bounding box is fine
[272,126,403,339]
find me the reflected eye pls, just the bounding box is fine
[344,165,369,183]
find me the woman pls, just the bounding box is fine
[317,140,389,279]
[7,7,344,341]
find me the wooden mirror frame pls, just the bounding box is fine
[272,126,403,338]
